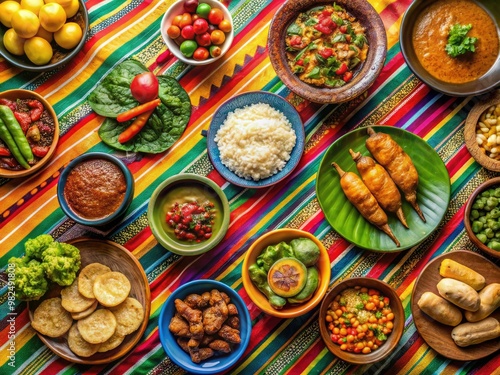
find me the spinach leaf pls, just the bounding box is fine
[287,23,303,35]
[95,63,191,154]
[88,59,146,118]
[307,67,321,79]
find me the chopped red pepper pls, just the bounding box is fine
[343,71,353,82]
[0,147,11,157]
[14,111,31,133]
[319,48,333,58]
[290,35,303,47]
[31,146,49,158]
[0,98,16,111]
[335,63,348,75]
[28,99,44,121]
[339,25,348,33]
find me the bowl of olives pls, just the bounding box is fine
[160,0,234,66]
[464,177,500,259]
[241,228,331,318]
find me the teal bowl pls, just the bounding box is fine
[147,174,230,256]
[57,152,135,227]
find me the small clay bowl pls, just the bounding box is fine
[318,277,404,364]
[57,152,135,227]
[0,89,59,178]
[464,176,500,259]
[464,90,500,172]
[268,0,387,104]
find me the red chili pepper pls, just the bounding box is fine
[0,98,16,111]
[118,109,155,143]
[343,71,353,82]
[319,48,333,58]
[0,147,11,156]
[27,99,43,121]
[335,63,348,75]
[116,98,161,123]
[31,145,49,158]
[14,111,32,133]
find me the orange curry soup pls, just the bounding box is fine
[412,0,499,84]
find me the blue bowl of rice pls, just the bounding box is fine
[206,91,305,189]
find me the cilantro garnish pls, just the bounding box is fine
[445,24,477,58]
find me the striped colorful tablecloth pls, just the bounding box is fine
[1,0,499,374]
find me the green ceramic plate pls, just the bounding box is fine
[316,126,450,252]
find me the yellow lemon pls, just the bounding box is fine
[20,0,45,16]
[54,21,81,49]
[61,0,79,18]
[24,36,53,65]
[38,2,66,32]
[11,9,40,38]
[3,28,26,56]
[44,0,72,7]
[0,1,22,28]
[36,25,53,43]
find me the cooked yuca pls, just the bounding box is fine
[78,263,112,298]
[93,271,131,307]
[110,297,145,336]
[71,300,98,320]
[31,297,73,337]
[77,309,117,344]
[68,323,101,357]
[61,280,96,313]
[97,331,126,353]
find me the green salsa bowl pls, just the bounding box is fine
[147,174,230,256]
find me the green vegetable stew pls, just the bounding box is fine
[285,3,369,88]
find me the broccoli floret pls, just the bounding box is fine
[24,234,55,260]
[42,242,81,286]
[8,257,48,301]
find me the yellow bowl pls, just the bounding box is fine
[242,228,331,319]
[0,89,59,178]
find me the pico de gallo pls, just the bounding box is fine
[285,3,369,88]
[0,97,55,170]
[166,200,216,242]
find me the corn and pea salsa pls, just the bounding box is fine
[285,3,369,88]
[325,286,394,354]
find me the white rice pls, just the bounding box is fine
[214,102,297,181]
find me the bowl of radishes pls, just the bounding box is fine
[161,0,234,65]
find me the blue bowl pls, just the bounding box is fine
[158,280,252,374]
[57,152,135,227]
[207,91,305,189]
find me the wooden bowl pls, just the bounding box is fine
[28,238,151,365]
[411,250,500,360]
[268,0,387,104]
[241,229,331,319]
[464,90,500,172]
[0,89,59,178]
[464,176,500,258]
[318,277,404,364]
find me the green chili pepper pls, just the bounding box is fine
[0,118,30,169]
[0,105,34,163]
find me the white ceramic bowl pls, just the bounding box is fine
[160,0,234,66]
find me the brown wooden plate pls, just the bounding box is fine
[28,238,151,365]
[411,250,500,360]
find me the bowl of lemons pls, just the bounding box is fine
[0,0,88,72]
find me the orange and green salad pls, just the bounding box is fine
[285,3,369,88]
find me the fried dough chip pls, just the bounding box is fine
[97,330,125,353]
[61,280,96,313]
[68,323,101,357]
[71,300,98,320]
[31,297,73,338]
[78,263,111,298]
[110,297,144,336]
[93,271,131,307]
[77,309,117,344]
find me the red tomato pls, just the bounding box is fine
[208,8,224,25]
[218,19,232,33]
[130,72,159,103]
[339,25,348,33]
[183,0,198,13]
[210,29,225,45]
[179,12,192,28]
[193,18,209,34]
[343,71,353,82]
[181,24,195,39]
[167,25,181,39]
[319,48,333,58]
[335,62,348,75]
[196,32,211,47]
[193,47,209,60]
